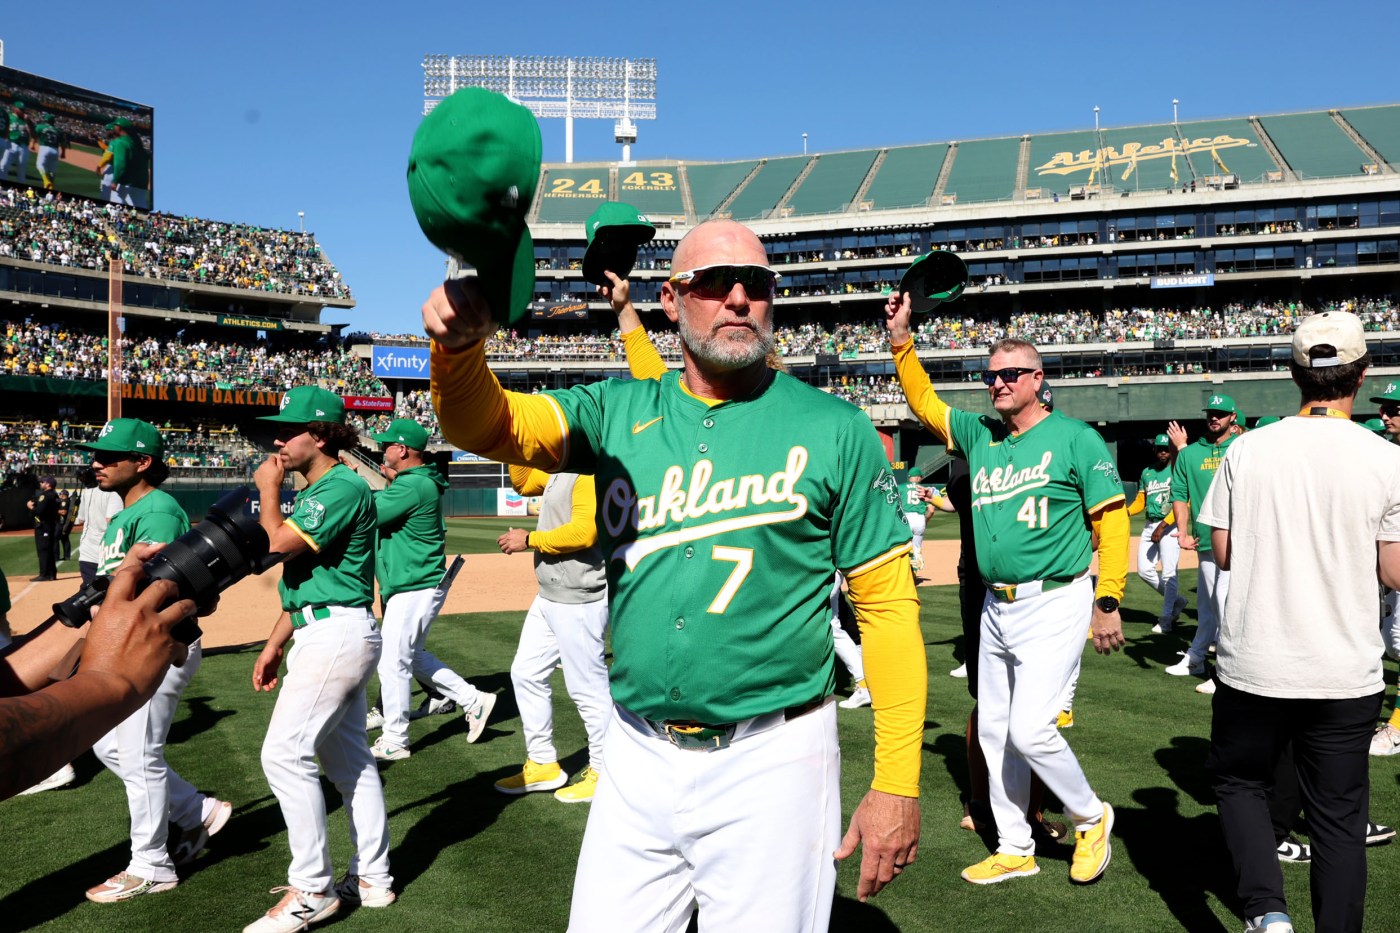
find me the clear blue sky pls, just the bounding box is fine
[3,1,1395,335]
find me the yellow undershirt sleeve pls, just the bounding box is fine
[1091,501,1130,601]
[622,326,669,381]
[431,341,570,469]
[844,550,926,798]
[892,339,953,445]
[509,464,548,497]
[529,475,598,556]
[1126,489,1145,516]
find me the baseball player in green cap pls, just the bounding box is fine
[247,386,393,931]
[0,99,32,184]
[76,419,232,903]
[902,470,928,573]
[426,218,924,928]
[1370,381,1400,443]
[1370,384,1400,756]
[365,418,495,761]
[1128,433,1186,633]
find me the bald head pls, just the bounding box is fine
[672,220,768,272]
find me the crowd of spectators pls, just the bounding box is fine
[0,418,261,478]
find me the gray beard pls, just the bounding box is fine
[677,296,773,371]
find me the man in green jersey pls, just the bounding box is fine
[0,99,32,184]
[1166,394,1238,691]
[365,418,495,762]
[33,112,66,190]
[1129,434,1186,633]
[78,419,231,903]
[248,387,393,932]
[902,470,928,573]
[101,118,149,209]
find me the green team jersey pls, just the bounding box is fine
[35,122,62,148]
[108,134,148,186]
[1170,434,1236,552]
[1138,463,1174,522]
[946,409,1125,585]
[279,463,376,611]
[373,464,448,599]
[98,489,191,574]
[900,481,924,515]
[546,369,910,724]
[6,113,29,144]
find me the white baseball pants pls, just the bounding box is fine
[0,142,27,182]
[978,576,1104,856]
[830,615,864,684]
[569,701,840,933]
[1136,521,1181,620]
[1186,553,1229,665]
[379,587,486,749]
[91,641,207,884]
[261,608,391,894]
[512,594,611,770]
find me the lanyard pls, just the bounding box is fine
[1297,406,1349,419]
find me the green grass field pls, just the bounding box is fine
[4,522,1400,930]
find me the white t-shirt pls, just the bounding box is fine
[76,488,124,564]
[1198,415,1400,699]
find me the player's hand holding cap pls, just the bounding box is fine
[898,251,968,313]
[407,87,543,327]
[582,202,656,287]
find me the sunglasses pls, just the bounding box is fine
[980,367,1038,386]
[1204,410,1233,419]
[1382,404,1400,417]
[275,425,310,442]
[668,264,780,301]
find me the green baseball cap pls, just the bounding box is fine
[1253,416,1282,429]
[78,418,164,460]
[407,87,542,327]
[582,202,656,287]
[1370,381,1400,405]
[899,251,968,313]
[258,386,345,424]
[1363,418,1388,434]
[1203,393,1238,415]
[1037,382,1054,412]
[112,117,133,129]
[372,418,431,452]
[1153,433,1171,447]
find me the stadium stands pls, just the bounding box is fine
[726,157,810,221]
[786,150,879,216]
[941,137,1021,204]
[0,418,261,478]
[1260,112,1370,180]
[1176,118,1278,183]
[687,161,759,218]
[861,144,948,211]
[1342,105,1400,166]
[617,165,685,218]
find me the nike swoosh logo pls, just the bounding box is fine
[632,416,664,434]
[988,440,1001,447]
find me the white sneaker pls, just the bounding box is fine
[16,763,76,796]
[1371,723,1400,757]
[365,707,385,731]
[464,692,497,744]
[1150,620,1173,634]
[1164,654,1204,676]
[950,663,968,679]
[244,887,339,933]
[170,797,233,866]
[839,686,872,709]
[1195,679,1217,695]
[335,874,396,908]
[370,737,410,761]
[409,696,457,720]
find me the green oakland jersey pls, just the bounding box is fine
[546,369,910,724]
[946,409,1125,585]
[98,489,191,575]
[1170,434,1236,551]
[35,122,62,148]
[1138,463,1174,522]
[373,464,448,599]
[108,134,148,186]
[280,463,376,611]
[900,481,925,515]
[6,114,29,144]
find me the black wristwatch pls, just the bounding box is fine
[1094,595,1120,614]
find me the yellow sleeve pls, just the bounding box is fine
[844,551,926,798]
[892,339,953,445]
[1126,489,1145,516]
[1091,500,1130,601]
[622,326,668,382]
[509,464,548,497]
[431,340,569,469]
[528,475,598,555]
[1161,510,1176,527]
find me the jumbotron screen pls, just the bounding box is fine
[0,65,153,209]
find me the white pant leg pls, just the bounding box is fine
[829,615,864,683]
[1137,524,1164,593]
[551,597,612,771]
[378,590,435,749]
[569,703,840,933]
[399,584,486,710]
[166,760,206,831]
[1061,654,1081,714]
[317,661,393,889]
[1157,528,1181,618]
[93,641,202,883]
[261,609,385,894]
[1188,555,1228,664]
[511,597,561,765]
[906,513,926,555]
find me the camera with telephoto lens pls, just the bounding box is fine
[52,486,277,644]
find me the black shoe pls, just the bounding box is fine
[1277,836,1311,863]
[1367,821,1396,846]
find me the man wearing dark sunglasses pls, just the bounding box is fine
[885,292,1127,888]
[426,218,925,930]
[1367,382,1400,757]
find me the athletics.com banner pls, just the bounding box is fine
[371,345,430,380]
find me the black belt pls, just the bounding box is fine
[656,697,827,751]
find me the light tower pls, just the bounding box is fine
[422,54,657,164]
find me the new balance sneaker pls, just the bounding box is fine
[1070,802,1114,883]
[244,887,339,933]
[365,707,385,731]
[86,871,178,903]
[170,797,234,866]
[554,767,600,803]
[494,759,568,795]
[1367,821,1396,845]
[1276,836,1311,862]
[1195,678,1217,696]
[16,763,75,796]
[1057,710,1075,729]
[1164,654,1205,676]
[1244,912,1295,933]
[949,663,968,679]
[464,691,497,744]
[335,874,396,908]
[408,696,457,720]
[961,853,1039,884]
[1370,723,1400,757]
[839,685,872,709]
[370,737,410,762]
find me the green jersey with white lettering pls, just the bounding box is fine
[900,481,925,515]
[1138,463,1174,522]
[99,489,190,574]
[279,463,376,611]
[545,369,910,724]
[1170,434,1236,552]
[946,409,1125,585]
[373,464,448,599]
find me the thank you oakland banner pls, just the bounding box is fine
[372,345,430,380]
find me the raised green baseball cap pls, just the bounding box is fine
[78,418,164,460]
[582,202,656,287]
[1203,393,1238,415]
[407,87,542,327]
[372,418,431,452]
[1364,417,1387,434]
[1153,433,1171,447]
[1370,381,1400,405]
[1253,416,1282,429]
[899,251,968,313]
[258,386,345,424]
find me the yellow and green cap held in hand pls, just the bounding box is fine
[582,201,655,287]
[899,250,968,313]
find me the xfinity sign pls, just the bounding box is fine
[372,345,431,380]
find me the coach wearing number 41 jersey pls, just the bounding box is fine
[885,291,1128,887]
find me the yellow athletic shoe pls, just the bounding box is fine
[553,767,600,803]
[961,853,1039,885]
[1070,802,1114,883]
[494,759,568,796]
[1057,710,1074,729]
